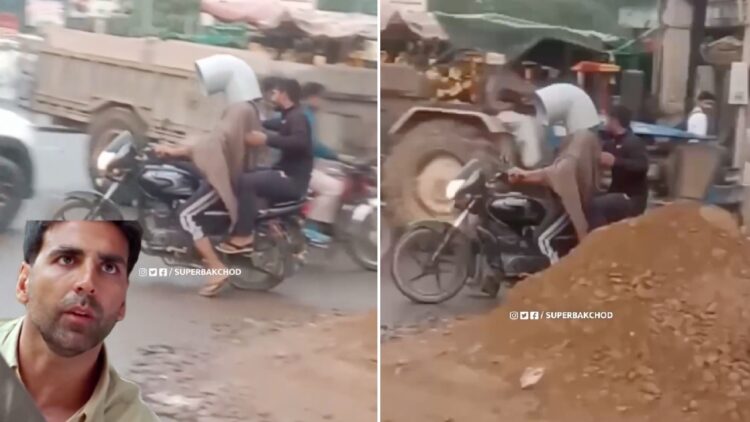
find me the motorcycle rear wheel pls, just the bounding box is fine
[227,229,288,291]
[52,198,124,221]
[391,223,471,304]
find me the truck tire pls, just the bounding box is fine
[383,118,515,227]
[88,107,147,206]
[0,156,24,232]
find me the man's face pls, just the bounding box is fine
[270,88,287,110]
[16,222,130,358]
[700,99,715,112]
[606,115,623,134]
[304,95,323,111]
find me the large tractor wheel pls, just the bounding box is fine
[87,107,147,206]
[383,118,516,227]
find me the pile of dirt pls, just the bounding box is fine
[382,204,750,422]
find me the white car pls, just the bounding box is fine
[0,108,35,231]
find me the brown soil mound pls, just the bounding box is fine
[382,204,750,422]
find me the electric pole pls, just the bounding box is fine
[685,0,708,113]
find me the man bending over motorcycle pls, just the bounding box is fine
[216,78,314,256]
[506,83,603,261]
[151,54,265,297]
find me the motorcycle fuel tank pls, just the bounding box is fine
[487,194,546,227]
[139,164,199,199]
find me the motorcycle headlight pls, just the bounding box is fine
[97,151,116,172]
[445,179,464,200]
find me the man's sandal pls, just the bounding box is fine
[198,277,230,297]
[215,241,254,255]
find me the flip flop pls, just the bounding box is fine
[215,241,254,255]
[198,277,230,298]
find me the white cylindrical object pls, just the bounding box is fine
[534,83,600,133]
[195,54,262,104]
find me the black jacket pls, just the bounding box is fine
[266,105,314,192]
[603,130,649,212]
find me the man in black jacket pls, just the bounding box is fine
[600,105,650,216]
[216,78,313,256]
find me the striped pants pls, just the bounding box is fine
[179,182,224,240]
[535,213,571,264]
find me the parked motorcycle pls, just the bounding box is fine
[52,132,307,292]
[391,159,578,304]
[304,159,378,272]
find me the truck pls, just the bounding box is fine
[0,108,34,231]
[380,53,522,227]
[29,26,378,202]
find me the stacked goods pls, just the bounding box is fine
[383,204,750,422]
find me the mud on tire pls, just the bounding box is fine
[383,118,516,227]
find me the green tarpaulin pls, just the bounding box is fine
[318,0,376,16]
[433,12,623,61]
[429,0,657,37]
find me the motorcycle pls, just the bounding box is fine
[52,131,308,292]
[303,159,378,272]
[391,159,579,304]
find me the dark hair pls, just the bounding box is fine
[697,91,716,102]
[277,78,302,104]
[609,105,633,129]
[301,82,326,100]
[261,76,284,95]
[23,221,143,276]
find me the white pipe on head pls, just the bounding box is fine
[534,83,600,133]
[195,54,262,104]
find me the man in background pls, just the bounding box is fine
[600,105,649,216]
[687,91,716,140]
[1,221,157,422]
[300,82,347,247]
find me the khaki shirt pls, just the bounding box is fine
[0,317,159,422]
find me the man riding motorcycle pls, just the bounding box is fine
[151,54,266,297]
[507,83,630,262]
[216,78,314,258]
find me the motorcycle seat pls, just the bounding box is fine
[257,198,306,219]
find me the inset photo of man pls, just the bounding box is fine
[1,220,157,421]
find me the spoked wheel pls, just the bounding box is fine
[52,198,123,221]
[391,223,472,304]
[344,201,378,272]
[227,229,288,292]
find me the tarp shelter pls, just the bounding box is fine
[380,7,448,40]
[201,0,377,40]
[433,12,622,65]
[318,0,376,16]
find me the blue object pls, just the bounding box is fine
[630,121,714,142]
[302,106,339,161]
[303,226,332,247]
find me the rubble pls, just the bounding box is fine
[382,204,750,421]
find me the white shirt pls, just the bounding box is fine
[687,107,708,137]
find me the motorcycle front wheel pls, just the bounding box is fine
[391,223,472,304]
